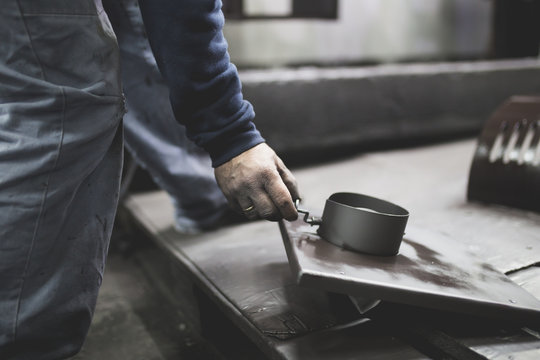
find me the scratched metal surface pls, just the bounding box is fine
[509,266,540,299]
[452,267,540,359]
[126,191,427,360]
[126,138,540,359]
[125,193,349,340]
[453,327,540,360]
[275,320,429,360]
[281,219,540,323]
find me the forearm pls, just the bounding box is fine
[137,0,264,166]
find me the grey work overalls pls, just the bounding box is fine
[0,1,124,358]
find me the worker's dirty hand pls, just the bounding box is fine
[215,143,299,222]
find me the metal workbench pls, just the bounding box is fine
[125,139,540,359]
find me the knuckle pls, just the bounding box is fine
[277,197,292,210]
[230,180,254,196]
[242,177,258,191]
[261,168,278,181]
[259,207,277,219]
[231,179,246,191]
[259,210,274,219]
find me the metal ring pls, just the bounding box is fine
[243,205,255,212]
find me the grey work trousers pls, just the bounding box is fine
[0,1,124,359]
[105,0,228,233]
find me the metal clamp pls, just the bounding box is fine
[295,199,323,226]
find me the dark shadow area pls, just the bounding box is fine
[492,0,540,59]
[76,218,230,360]
[195,287,268,360]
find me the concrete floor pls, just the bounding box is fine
[71,237,226,360]
[71,219,264,360]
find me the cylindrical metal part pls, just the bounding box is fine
[317,193,409,256]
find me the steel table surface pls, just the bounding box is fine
[126,139,540,359]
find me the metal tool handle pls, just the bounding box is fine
[295,199,323,226]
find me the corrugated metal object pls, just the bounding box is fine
[468,95,540,213]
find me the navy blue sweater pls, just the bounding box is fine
[138,0,264,167]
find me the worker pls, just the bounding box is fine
[0,0,299,358]
[104,0,238,233]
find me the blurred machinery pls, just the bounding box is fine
[222,0,338,19]
[222,0,493,67]
[493,0,540,59]
[222,0,539,68]
[468,96,540,213]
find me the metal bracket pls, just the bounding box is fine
[295,199,323,226]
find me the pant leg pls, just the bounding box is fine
[0,1,124,359]
[103,0,229,233]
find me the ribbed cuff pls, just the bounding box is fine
[206,125,265,167]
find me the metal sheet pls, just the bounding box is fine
[509,266,540,299]
[275,320,430,360]
[280,219,540,323]
[123,192,362,341]
[292,139,540,274]
[127,189,540,359]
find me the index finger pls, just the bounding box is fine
[276,157,300,201]
[264,171,298,221]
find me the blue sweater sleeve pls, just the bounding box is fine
[137,0,264,167]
